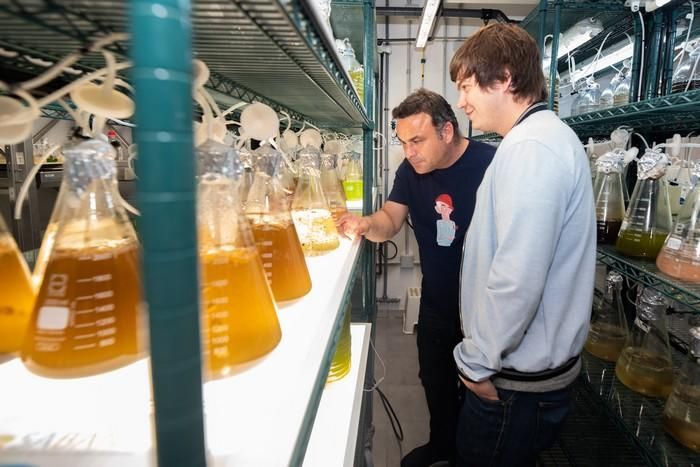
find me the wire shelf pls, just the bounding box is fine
[597,244,700,313]
[0,0,369,129]
[580,352,700,467]
[565,89,700,138]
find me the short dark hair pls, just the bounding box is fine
[449,23,547,104]
[392,88,462,140]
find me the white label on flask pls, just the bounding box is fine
[37,306,70,330]
[667,237,682,250]
[634,317,651,333]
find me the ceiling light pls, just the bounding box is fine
[416,0,441,49]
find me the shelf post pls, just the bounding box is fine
[631,14,644,102]
[537,0,548,53]
[548,1,561,111]
[129,1,206,466]
[645,10,664,100]
[661,8,679,96]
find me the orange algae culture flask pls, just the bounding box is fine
[657,161,700,282]
[197,139,281,379]
[0,215,35,353]
[245,145,311,302]
[21,138,146,378]
[291,147,340,256]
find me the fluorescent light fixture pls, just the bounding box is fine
[571,43,634,83]
[416,0,442,49]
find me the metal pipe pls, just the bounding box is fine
[662,8,679,95]
[538,0,548,52]
[31,119,58,144]
[129,1,206,466]
[646,11,664,100]
[548,3,561,111]
[376,6,514,23]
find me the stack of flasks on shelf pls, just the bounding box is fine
[0,38,360,385]
[585,123,700,452]
[585,273,700,453]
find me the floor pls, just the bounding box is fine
[370,307,430,467]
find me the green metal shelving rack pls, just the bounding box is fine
[516,2,700,466]
[0,1,377,466]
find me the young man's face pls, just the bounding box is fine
[456,74,508,134]
[395,112,454,175]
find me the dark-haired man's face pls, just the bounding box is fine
[395,112,455,174]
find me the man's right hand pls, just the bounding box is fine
[338,213,371,240]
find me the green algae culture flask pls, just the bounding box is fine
[616,149,672,259]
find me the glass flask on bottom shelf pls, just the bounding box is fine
[615,288,674,397]
[662,327,700,453]
[292,147,340,256]
[327,303,352,383]
[197,139,281,379]
[584,271,628,362]
[246,145,312,302]
[21,138,146,378]
[657,161,700,282]
[615,150,672,259]
[0,216,35,353]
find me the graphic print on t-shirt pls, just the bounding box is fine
[434,193,456,246]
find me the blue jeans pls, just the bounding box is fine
[456,384,573,467]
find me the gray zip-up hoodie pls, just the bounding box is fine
[454,109,596,391]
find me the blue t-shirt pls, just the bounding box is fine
[388,139,495,316]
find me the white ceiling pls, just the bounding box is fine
[442,0,537,18]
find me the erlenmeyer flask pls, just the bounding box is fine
[0,215,35,353]
[616,150,673,259]
[291,147,340,256]
[593,150,627,243]
[584,271,628,361]
[662,326,700,452]
[613,71,631,107]
[327,302,352,383]
[245,144,312,302]
[21,138,145,378]
[581,79,601,114]
[320,153,348,226]
[197,139,281,379]
[615,288,674,397]
[600,74,619,110]
[657,161,700,281]
[342,151,363,202]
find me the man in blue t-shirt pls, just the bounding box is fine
[339,88,494,467]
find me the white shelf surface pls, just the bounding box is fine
[0,237,362,467]
[303,323,371,467]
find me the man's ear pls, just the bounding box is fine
[441,121,456,143]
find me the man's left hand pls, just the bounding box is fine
[459,376,499,401]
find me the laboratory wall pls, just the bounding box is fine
[374,13,484,307]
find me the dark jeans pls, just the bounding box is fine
[416,304,464,460]
[456,384,573,467]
